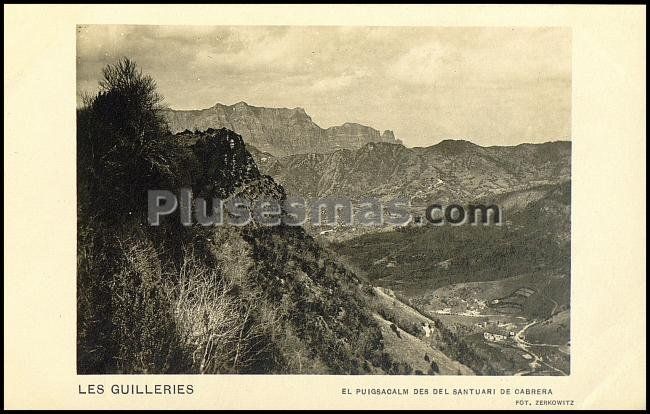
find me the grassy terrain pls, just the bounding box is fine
[525,310,570,346]
[331,181,571,297]
[365,287,474,375]
[329,182,571,376]
[416,272,570,321]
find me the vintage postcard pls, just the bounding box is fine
[4,4,646,410]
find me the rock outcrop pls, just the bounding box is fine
[162,102,401,156]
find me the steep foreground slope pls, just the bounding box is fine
[77,128,470,375]
[162,102,400,156]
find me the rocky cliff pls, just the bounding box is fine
[162,102,401,156]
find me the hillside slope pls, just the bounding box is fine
[78,127,469,375]
[249,140,571,204]
[332,180,571,295]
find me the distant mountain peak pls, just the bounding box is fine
[163,103,401,156]
[436,138,478,146]
[431,139,480,154]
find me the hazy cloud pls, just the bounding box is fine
[77,25,571,147]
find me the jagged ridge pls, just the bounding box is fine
[248,139,571,204]
[162,101,400,156]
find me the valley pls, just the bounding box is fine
[246,133,572,376]
[365,272,570,376]
[76,44,572,377]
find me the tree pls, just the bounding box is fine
[95,57,167,142]
[77,58,182,217]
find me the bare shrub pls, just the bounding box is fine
[166,253,242,373]
[166,247,283,374]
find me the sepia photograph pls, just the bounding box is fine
[76,25,571,376]
[4,4,645,410]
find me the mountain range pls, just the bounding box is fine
[247,139,571,205]
[163,102,401,156]
[78,56,571,376]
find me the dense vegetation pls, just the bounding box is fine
[332,181,571,295]
[77,58,391,374]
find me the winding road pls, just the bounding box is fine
[430,307,569,376]
[513,320,568,376]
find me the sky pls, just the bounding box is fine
[77,25,571,147]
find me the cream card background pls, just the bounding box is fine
[4,4,646,410]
